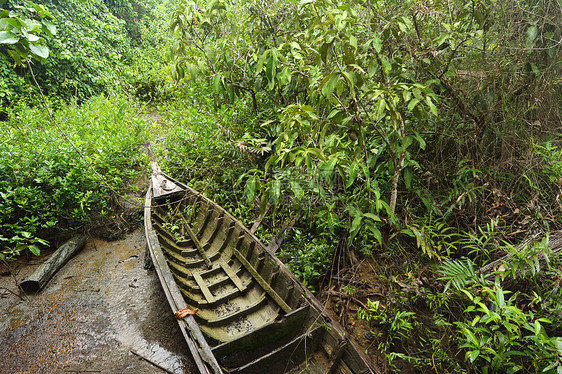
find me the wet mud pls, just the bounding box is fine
[0,230,196,374]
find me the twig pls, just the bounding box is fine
[267,214,300,253]
[130,350,174,374]
[0,287,23,299]
[250,203,270,234]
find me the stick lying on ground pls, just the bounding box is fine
[476,231,562,287]
[20,234,86,293]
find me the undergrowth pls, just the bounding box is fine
[0,94,154,260]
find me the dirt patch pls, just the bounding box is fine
[0,230,196,374]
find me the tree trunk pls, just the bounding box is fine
[20,234,86,293]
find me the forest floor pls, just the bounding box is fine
[0,230,196,374]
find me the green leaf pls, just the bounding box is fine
[320,157,337,180]
[407,98,421,111]
[213,74,223,93]
[380,56,391,76]
[327,108,341,120]
[266,54,276,83]
[404,167,412,189]
[346,162,358,188]
[320,42,331,64]
[0,31,19,44]
[363,213,381,222]
[28,244,40,256]
[349,34,357,50]
[372,35,382,53]
[326,211,339,234]
[245,175,259,202]
[290,180,304,199]
[469,349,480,363]
[256,50,269,74]
[377,98,387,118]
[364,220,382,245]
[526,25,538,49]
[29,44,49,58]
[269,179,281,206]
[321,73,339,98]
[425,96,438,116]
[42,20,56,36]
[349,215,363,242]
[278,66,291,85]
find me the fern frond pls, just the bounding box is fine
[439,258,476,292]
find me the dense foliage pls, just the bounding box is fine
[0,95,153,259]
[169,0,562,372]
[1,0,561,372]
[0,0,174,113]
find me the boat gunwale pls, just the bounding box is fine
[144,182,223,374]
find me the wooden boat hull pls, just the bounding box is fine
[144,169,377,374]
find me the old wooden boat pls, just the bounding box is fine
[144,145,377,374]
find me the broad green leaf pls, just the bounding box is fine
[0,31,19,44]
[320,157,337,180]
[469,350,480,363]
[377,98,387,118]
[321,73,339,98]
[349,215,363,242]
[28,32,41,43]
[8,49,22,65]
[256,50,269,74]
[526,25,538,49]
[28,244,40,256]
[372,35,382,53]
[364,220,382,245]
[404,167,412,188]
[245,175,259,202]
[42,20,56,36]
[320,42,330,64]
[259,193,268,216]
[346,162,358,188]
[349,34,357,50]
[290,180,304,199]
[269,179,282,206]
[364,213,381,222]
[278,66,291,85]
[213,74,222,93]
[326,211,339,234]
[266,55,274,81]
[327,108,341,119]
[414,131,426,150]
[29,44,49,58]
[425,96,438,116]
[380,56,391,76]
[408,99,420,112]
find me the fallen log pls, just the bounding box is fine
[20,234,86,293]
[476,231,562,285]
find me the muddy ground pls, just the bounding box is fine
[0,230,196,374]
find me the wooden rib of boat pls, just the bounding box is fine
[144,145,378,374]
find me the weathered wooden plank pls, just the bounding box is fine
[228,326,324,374]
[231,247,292,314]
[221,262,246,292]
[182,217,213,268]
[20,234,86,293]
[194,272,216,304]
[212,306,310,359]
